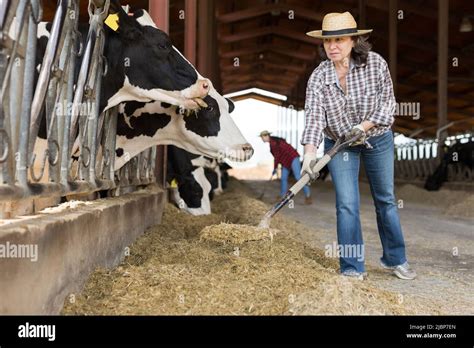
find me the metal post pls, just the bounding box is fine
[437,0,448,161]
[389,0,397,96]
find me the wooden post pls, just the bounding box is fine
[389,0,397,96]
[184,0,197,65]
[149,0,169,188]
[149,0,169,32]
[358,0,366,27]
[198,0,221,90]
[437,0,448,161]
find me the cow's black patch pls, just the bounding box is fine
[161,102,172,108]
[117,111,172,139]
[226,98,235,113]
[167,145,204,208]
[100,8,199,112]
[182,95,220,137]
[116,148,124,157]
[124,101,147,116]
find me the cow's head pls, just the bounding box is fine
[114,88,254,170]
[177,172,205,209]
[103,6,210,111]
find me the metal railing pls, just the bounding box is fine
[394,130,473,182]
[0,0,159,216]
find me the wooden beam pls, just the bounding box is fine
[217,3,280,23]
[222,73,299,85]
[228,93,284,106]
[217,3,325,24]
[218,26,320,46]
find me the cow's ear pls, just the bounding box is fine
[115,8,143,40]
[108,0,123,14]
[226,98,235,113]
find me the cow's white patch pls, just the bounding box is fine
[180,167,212,216]
[38,22,51,39]
[114,87,252,170]
[105,76,198,112]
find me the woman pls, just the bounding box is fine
[260,130,312,205]
[300,12,416,280]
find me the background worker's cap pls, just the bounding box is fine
[259,130,272,137]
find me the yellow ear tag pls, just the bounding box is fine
[105,14,119,31]
[170,179,178,188]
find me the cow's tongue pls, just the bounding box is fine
[193,98,208,108]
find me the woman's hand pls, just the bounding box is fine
[301,151,318,179]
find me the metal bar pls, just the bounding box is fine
[28,0,68,157]
[17,1,38,186]
[437,0,448,161]
[389,0,397,95]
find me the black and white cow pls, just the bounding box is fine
[189,155,228,196]
[32,5,253,177]
[425,140,474,191]
[102,6,211,112]
[114,90,253,170]
[167,145,212,215]
[30,5,217,178]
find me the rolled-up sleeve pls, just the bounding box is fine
[368,60,396,127]
[301,75,326,147]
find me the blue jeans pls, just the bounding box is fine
[280,157,311,198]
[324,130,407,273]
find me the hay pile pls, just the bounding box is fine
[62,180,439,315]
[200,223,277,244]
[396,184,473,217]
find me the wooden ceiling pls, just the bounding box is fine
[43,0,474,137]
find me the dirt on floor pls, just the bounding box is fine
[246,178,474,315]
[61,179,452,315]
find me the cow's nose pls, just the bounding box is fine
[198,79,211,96]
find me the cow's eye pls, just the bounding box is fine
[206,106,214,112]
[158,44,167,49]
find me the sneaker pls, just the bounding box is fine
[304,196,313,205]
[393,262,417,280]
[380,259,395,270]
[381,260,417,280]
[341,269,365,281]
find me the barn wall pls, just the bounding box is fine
[0,187,165,314]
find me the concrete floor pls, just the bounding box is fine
[244,179,474,315]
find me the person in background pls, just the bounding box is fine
[259,130,312,205]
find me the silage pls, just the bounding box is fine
[62,180,440,315]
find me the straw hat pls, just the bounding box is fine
[306,12,372,39]
[259,130,272,137]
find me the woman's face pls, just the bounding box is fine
[323,36,354,64]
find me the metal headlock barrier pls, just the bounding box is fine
[394,128,473,182]
[0,0,158,214]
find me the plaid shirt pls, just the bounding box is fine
[269,137,300,170]
[301,51,396,148]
